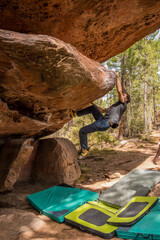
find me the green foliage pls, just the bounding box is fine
[105,30,160,137]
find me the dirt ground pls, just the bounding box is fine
[0,138,160,240]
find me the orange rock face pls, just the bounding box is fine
[0,1,160,138]
[0,0,160,62]
[0,29,116,138]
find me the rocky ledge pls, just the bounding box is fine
[0,29,116,138]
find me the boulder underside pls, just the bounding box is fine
[0,29,116,138]
[0,0,160,62]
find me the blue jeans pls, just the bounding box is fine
[77,105,111,150]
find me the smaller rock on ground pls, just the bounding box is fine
[33,137,81,185]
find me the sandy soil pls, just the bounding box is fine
[0,139,160,240]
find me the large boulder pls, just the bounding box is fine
[0,137,81,192]
[33,138,81,185]
[0,29,116,138]
[0,138,34,192]
[0,0,160,62]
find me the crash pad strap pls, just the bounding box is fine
[135,233,154,240]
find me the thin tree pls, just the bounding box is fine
[119,52,127,140]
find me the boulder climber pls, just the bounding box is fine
[0,0,160,62]
[0,29,116,138]
[33,138,81,185]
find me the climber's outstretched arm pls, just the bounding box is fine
[113,71,124,103]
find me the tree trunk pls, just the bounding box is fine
[144,80,147,134]
[119,52,127,140]
[128,77,132,137]
[121,52,127,91]
[119,117,124,140]
[153,86,156,124]
[148,101,152,132]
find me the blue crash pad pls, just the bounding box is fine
[117,198,160,240]
[27,186,99,223]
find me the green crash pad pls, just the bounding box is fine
[65,202,118,239]
[99,169,160,208]
[27,186,99,223]
[107,196,158,227]
[117,198,160,240]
